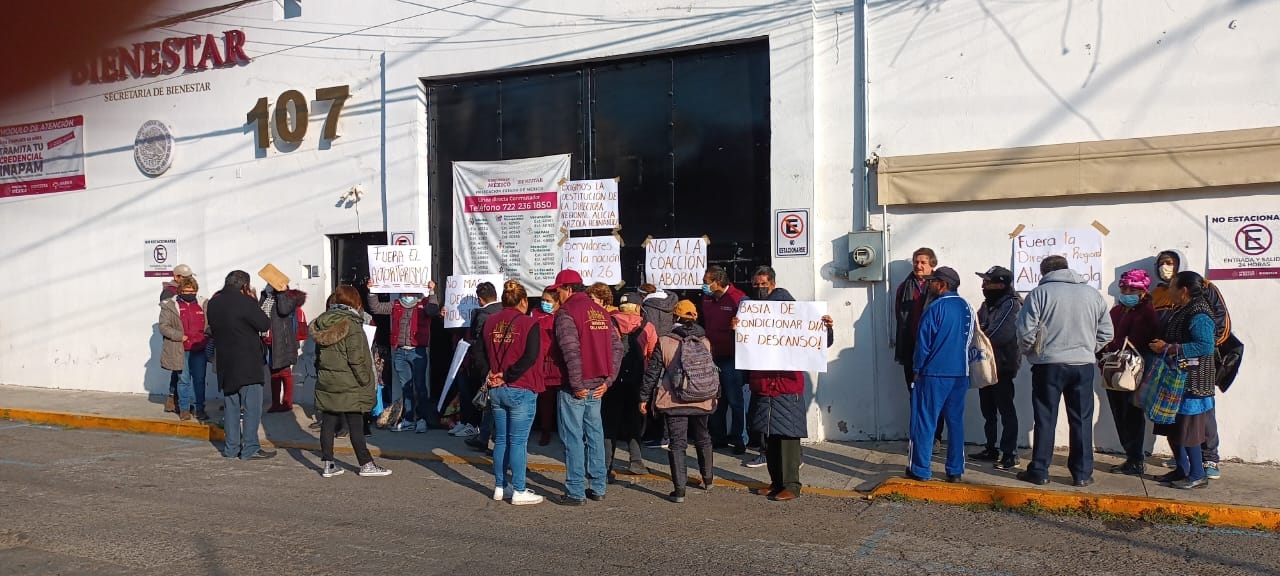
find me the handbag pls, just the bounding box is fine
[471,318,515,411]
[1215,332,1243,392]
[1139,351,1185,425]
[1100,337,1144,392]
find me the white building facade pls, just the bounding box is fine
[1,1,1276,461]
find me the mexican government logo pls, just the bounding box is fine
[134,120,174,176]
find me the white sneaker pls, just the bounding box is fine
[744,454,768,468]
[358,462,392,477]
[321,461,344,478]
[415,419,428,434]
[448,422,467,436]
[391,420,414,432]
[511,489,544,506]
[458,423,480,437]
[493,485,513,501]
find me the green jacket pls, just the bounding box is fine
[311,307,375,414]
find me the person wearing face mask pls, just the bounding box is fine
[365,279,442,434]
[531,289,565,446]
[1149,271,1218,489]
[894,248,946,447]
[741,266,834,499]
[970,266,1022,470]
[159,277,209,421]
[1147,249,1232,479]
[700,265,749,456]
[160,264,198,414]
[206,270,275,460]
[1099,269,1159,476]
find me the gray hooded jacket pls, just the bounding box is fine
[1015,268,1114,365]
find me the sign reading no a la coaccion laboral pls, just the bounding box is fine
[0,116,86,198]
[1207,211,1280,280]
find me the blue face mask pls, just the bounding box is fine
[399,296,419,307]
[701,284,713,296]
[540,301,554,314]
[1117,294,1140,308]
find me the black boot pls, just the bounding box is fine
[695,443,714,491]
[667,451,686,497]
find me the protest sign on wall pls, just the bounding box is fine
[443,273,505,328]
[562,236,622,285]
[734,300,829,372]
[559,178,619,231]
[1011,229,1103,292]
[1206,211,1280,280]
[644,236,708,289]
[367,245,431,294]
[0,115,86,198]
[452,154,570,292]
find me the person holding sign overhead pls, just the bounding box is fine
[550,269,625,505]
[904,267,972,483]
[365,279,442,434]
[741,266,833,501]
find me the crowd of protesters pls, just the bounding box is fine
[155,244,1234,501]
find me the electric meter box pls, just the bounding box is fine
[845,230,886,282]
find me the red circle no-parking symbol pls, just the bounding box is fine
[1235,224,1272,256]
[780,214,804,239]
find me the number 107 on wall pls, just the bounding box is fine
[246,85,350,149]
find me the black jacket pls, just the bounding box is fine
[978,290,1022,379]
[263,288,306,370]
[207,290,270,394]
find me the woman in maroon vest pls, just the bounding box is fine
[532,289,564,446]
[478,280,544,505]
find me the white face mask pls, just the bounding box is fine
[1158,264,1176,282]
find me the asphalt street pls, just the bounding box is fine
[1,423,1277,576]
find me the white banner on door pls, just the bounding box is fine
[444,274,505,328]
[562,236,622,285]
[644,237,708,289]
[367,245,432,294]
[734,300,829,373]
[452,154,571,293]
[559,178,619,231]
[1011,229,1103,292]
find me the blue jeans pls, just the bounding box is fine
[909,375,968,479]
[392,347,431,422]
[710,359,748,446]
[557,390,606,500]
[222,383,263,459]
[1027,363,1096,482]
[178,350,208,412]
[491,386,537,491]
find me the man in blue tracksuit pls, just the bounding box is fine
[906,267,973,483]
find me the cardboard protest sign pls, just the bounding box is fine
[559,178,619,230]
[258,263,290,291]
[644,236,708,289]
[444,274,504,328]
[734,300,829,372]
[367,245,432,294]
[562,236,622,285]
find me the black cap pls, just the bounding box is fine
[927,266,961,289]
[976,266,1014,285]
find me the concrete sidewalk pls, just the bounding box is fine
[3,383,1279,527]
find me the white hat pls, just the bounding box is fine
[173,264,195,277]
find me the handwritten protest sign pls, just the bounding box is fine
[367,245,432,294]
[734,300,829,372]
[645,237,708,289]
[559,178,619,231]
[1011,229,1103,292]
[562,236,622,284]
[444,274,504,328]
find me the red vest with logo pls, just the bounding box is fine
[483,308,542,393]
[561,293,615,381]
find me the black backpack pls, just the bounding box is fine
[613,317,648,386]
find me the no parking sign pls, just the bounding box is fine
[390,231,415,245]
[775,209,809,258]
[144,238,178,277]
